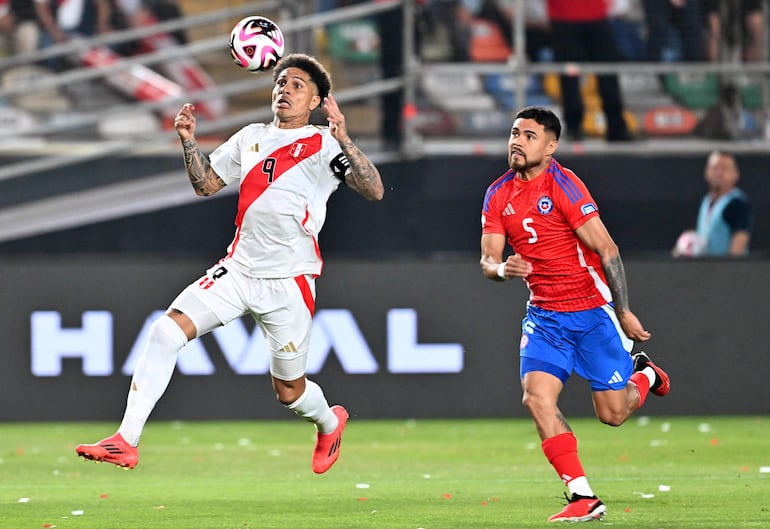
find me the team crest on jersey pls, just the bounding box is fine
[289,142,308,158]
[580,203,597,215]
[537,196,554,214]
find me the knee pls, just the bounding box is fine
[149,315,189,350]
[522,391,549,415]
[597,409,627,427]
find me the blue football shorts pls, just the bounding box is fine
[519,303,634,391]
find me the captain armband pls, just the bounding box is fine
[329,153,350,182]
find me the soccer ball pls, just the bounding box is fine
[229,16,285,73]
[675,230,703,257]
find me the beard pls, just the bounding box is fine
[510,153,536,171]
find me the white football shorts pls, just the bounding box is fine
[168,261,316,381]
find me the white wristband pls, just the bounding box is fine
[497,262,507,279]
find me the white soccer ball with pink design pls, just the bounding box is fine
[675,230,704,257]
[229,16,285,73]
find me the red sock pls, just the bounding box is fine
[541,432,585,485]
[630,371,650,408]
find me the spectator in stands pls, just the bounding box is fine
[375,0,425,150]
[115,0,188,45]
[472,0,513,46]
[641,0,705,62]
[546,0,634,141]
[608,0,646,61]
[673,150,753,258]
[34,0,112,46]
[0,0,40,55]
[109,0,188,57]
[477,0,554,63]
[520,0,553,63]
[34,0,113,71]
[0,0,14,54]
[424,0,471,61]
[705,0,764,62]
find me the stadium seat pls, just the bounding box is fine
[642,106,698,136]
[327,20,381,63]
[662,73,719,109]
[468,18,511,62]
[483,73,550,110]
[421,70,496,111]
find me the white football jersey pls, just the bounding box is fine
[209,123,349,278]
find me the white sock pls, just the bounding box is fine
[642,366,657,388]
[118,315,188,446]
[567,476,595,497]
[286,379,338,433]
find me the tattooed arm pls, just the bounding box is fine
[576,216,651,342]
[323,94,384,201]
[174,103,226,197]
[337,137,384,200]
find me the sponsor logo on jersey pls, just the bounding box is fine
[537,196,553,215]
[502,203,515,216]
[248,143,259,152]
[581,203,597,215]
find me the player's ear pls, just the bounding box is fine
[309,94,321,111]
[545,138,558,156]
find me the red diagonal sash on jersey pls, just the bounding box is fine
[234,132,323,228]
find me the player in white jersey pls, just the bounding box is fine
[75,53,384,473]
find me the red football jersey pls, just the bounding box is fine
[482,158,611,312]
[547,0,609,22]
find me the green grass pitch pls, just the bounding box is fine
[1,416,768,528]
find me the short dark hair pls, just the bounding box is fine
[272,53,332,103]
[514,106,561,140]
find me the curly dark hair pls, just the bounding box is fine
[272,53,332,104]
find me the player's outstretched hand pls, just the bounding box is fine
[174,103,197,141]
[618,311,651,342]
[323,93,349,144]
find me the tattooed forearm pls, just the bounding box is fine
[182,138,225,196]
[338,139,384,201]
[603,254,630,314]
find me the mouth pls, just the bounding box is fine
[275,98,290,109]
[511,149,525,159]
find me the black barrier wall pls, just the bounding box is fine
[1,256,767,421]
[1,153,769,256]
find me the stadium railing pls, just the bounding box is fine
[1,0,769,243]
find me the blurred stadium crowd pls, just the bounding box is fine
[1,0,769,146]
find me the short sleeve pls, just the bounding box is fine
[723,196,753,232]
[209,127,247,186]
[481,185,505,235]
[553,170,600,230]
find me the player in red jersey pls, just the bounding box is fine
[480,106,670,522]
